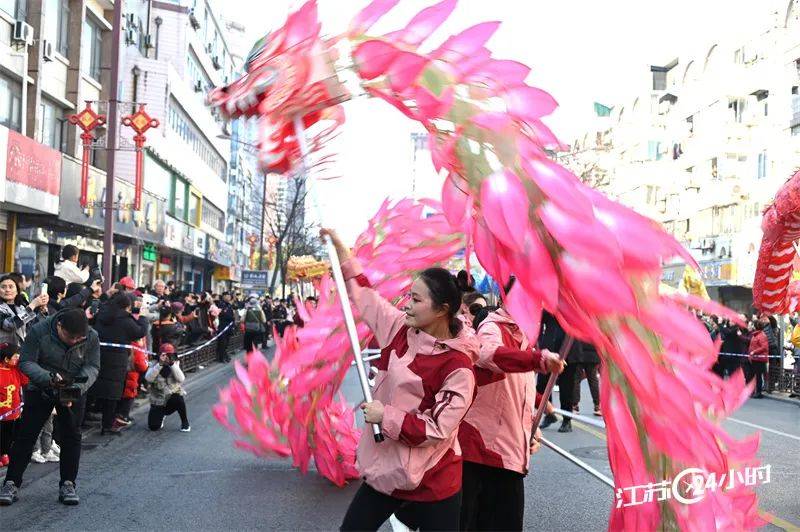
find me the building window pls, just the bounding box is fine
[39,99,66,152]
[167,97,227,181]
[202,200,225,232]
[757,151,768,179]
[188,192,201,226]
[187,50,212,93]
[43,0,69,56]
[171,177,188,221]
[1,0,26,20]
[81,16,103,81]
[652,70,666,91]
[0,74,22,132]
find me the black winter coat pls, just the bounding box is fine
[538,311,583,363]
[90,305,147,400]
[720,325,748,354]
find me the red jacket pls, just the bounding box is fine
[122,341,149,400]
[0,362,28,421]
[748,330,769,363]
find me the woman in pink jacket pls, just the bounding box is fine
[323,229,478,532]
[458,279,563,531]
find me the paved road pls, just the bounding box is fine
[2,348,798,531]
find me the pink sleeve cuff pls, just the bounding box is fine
[381,404,405,441]
[340,257,364,281]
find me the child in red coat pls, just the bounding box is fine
[0,342,27,466]
[115,339,149,425]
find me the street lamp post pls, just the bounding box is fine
[259,172,267,271]
[102,0,124,287]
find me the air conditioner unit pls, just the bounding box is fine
[205,42,213,54]
[194,80,203,92]
[41,40,55,62]
[189,8,201,29]
[125,13,136,29]
[144,34,154,49]
[125,28,138,46]
[212,55,221,69]
[12,20,34,46]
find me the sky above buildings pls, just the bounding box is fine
[219,0,777,242]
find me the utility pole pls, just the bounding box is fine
[102,0,124,287]
[258,172,267,271]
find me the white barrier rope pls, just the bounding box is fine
[99,322,234,358]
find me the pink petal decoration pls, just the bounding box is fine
[480,169,531,250]
[504,85,559,123]
[559,254,637,316]
[521,157,593,221]
[432,21,501,63]
[538,202,623,267]
[386,51,429,92]
[391,0,457,46]
[348,0,400,37]
[504,284,542,341]
[353,40,403,80]
[441,174,470,227]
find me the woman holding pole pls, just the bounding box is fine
[458,278,564,530]
[323,229,478,532]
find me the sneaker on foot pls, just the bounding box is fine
[50,442,60,455]
[594,406,602,417]
[0,481,18,505]
[114,416,132,427]
[30,451,46,463]
[180,423,191,432]
[59,481,79,505]
[541,413,559,429]
[43,450,60,463]
[558,419,573,433]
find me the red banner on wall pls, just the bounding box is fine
[6,129,61,195]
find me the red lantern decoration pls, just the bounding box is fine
[68,102,106,208]
[121,104,159,210]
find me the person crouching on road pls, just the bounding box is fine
[321,229,478,532]
[145,343,190,433]
[0,308,100,506]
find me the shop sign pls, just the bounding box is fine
[5,127,60,213]
[699,259,736,287]
[242,270,269,288]
[143,244,157,262]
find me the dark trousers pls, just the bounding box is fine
[116,397,134,419]
[100,398,119,430]
[340,482,462,531]
[751,361,767,395]
[1,419,17,455]
[243,331,261,352]
[459,461,525,531]
[5,389,86,486]
[556,361,579,411]
[148,394,188,430]
[216,328,231,362]
[572,362,600,408]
